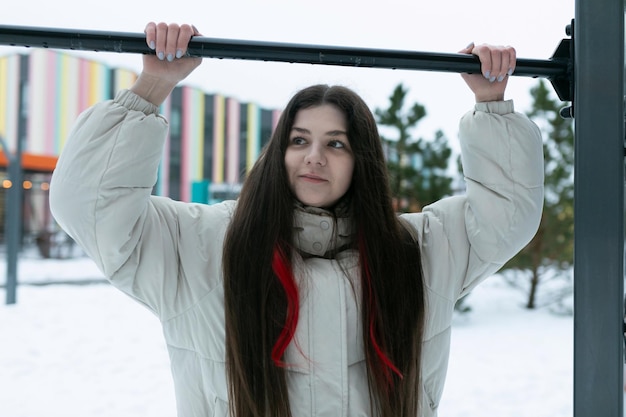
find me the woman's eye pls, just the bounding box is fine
[291,137,306,145]
[328,140,346,149]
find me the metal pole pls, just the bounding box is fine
[1,134,21,305]
[573,1,624,416]
[1,56,26,305]
[0,24,572,101]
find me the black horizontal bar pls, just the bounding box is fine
[0,25,568,79]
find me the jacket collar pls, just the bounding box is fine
[293,203,355,258]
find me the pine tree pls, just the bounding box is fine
[375,84,454,212]
[502,79,574,309]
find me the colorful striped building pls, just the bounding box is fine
[0,49,281,244]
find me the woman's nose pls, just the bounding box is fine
[304,144,326,166]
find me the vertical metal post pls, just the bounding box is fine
[573,0,625,415]
[3,137,22,305]
[3,55,26,305]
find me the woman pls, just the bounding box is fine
[49,22,544,417]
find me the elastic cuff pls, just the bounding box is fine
[114,89,160,115]
[474,100,514,115]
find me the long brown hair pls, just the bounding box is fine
[223,85,425,417]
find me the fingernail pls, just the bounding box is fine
[489,76,496,83]
[176,49,184,59]
[466,41,474,49]
[484,71,491,80]
[507,68,514,76]
[167,53,174,62]
[497,75,505,82]
[149,40,156,50]
[157,51,165,60]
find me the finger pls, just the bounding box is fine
[473,44,493,81]
[506,46,517,77]
[154,22,169,61]
[458,41,475,55]
[176,24,195,59]
[489,48,503,83]
[144,22,157,50]
[492,45,516,82]
[496,46,511,82]
[164,23,181,62]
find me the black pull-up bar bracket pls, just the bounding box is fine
[0,24,574,104]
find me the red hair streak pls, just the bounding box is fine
[271,240,401,386]
[271,245,299,367]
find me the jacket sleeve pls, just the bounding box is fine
[401,100,544,301]
[49,89,228,319]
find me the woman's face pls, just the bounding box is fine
[284,105,355,208]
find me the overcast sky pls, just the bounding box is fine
[0,0,575,142]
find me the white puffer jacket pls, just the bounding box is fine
[50,89,544,416]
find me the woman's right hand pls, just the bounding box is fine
[130,22,203,106]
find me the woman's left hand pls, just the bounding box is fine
[459,43,516,103]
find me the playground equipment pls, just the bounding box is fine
[0,2,623,414]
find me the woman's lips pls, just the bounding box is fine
[300,173,326,183]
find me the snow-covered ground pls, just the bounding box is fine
[0,247,578,416]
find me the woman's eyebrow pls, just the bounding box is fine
[291,126,347,136]
[291,126,310,134]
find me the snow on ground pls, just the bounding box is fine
[1,249,576,416]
